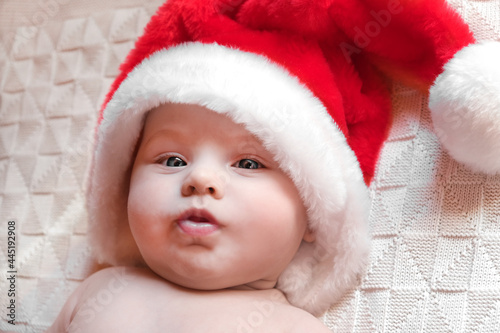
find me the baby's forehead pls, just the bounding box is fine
[142,103,268,150]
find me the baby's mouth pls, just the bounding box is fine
[176,209,220,237]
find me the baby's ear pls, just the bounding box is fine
[303,228,315,243]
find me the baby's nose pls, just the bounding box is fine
[181,167,226,199]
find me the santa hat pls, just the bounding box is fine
[87,0,500,316]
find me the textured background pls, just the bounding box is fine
[0,0,499,332]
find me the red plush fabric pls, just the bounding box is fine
[330,0,476,90]
[100,0,474,183]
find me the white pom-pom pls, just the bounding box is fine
[429,41,500,175]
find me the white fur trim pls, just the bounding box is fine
[88,42,370,316]
[429,41,500,174]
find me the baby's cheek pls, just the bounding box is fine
[128,191,150,218]
[128,171,161,215]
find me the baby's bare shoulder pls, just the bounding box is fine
[46,266,165,332]
[267,302,331,333]
[227,288,330,332]
[48,267,331,332]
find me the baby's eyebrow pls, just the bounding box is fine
[142,125,266,153]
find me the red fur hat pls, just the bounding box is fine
[87,0,500,316]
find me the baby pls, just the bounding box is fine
[45,0,500,329]
[47,0,375,331]
[47,103,332,332]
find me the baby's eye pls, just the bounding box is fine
[163,156,187,167]
[234,158,262,169]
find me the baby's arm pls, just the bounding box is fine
[44,266,109,333]
[45,277,87,333]
[45,267,125,333]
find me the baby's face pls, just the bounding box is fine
[127,103,313,290]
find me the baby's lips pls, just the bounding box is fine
[188,215,211,223]
[176,209,220,237]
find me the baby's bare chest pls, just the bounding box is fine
[69,278,291,333]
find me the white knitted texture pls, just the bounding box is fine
[323,81,500,332]
[0,0,499,332]
[322,2,500,329]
